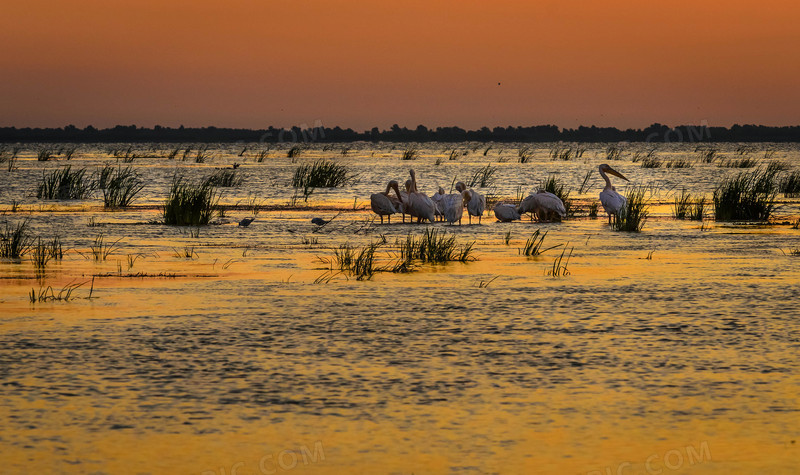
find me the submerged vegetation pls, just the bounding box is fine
[164,176,218,225]
[713,169,777,221]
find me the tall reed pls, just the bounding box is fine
[163,176,218,225]
[37,166,94,200]
[613,186,649,232]
[713,169,777,221]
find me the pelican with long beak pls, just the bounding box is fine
[598,163,629,224]
[370,180,404,224]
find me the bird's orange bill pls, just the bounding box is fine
[606,167,629,181]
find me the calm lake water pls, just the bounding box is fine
[0,142,798,474]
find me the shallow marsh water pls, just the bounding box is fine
[0,142,799,474]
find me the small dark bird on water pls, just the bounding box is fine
[311,218,328,226]
[238,217,255,227]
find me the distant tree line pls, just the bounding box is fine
[2,123,800,143]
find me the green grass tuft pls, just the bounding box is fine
[164,176,218,226]
[713,169,777,221]
[99,165,144,208]
[400,228,475,264]
[291,160,352,189]
[1,220,33,258]
[779,171,800,197]
[613,186,649,232]
[37,166,95,200]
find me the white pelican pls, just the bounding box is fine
[431,186,446,221]
[517,190,566,221]
[493,203,520,222]
[598,163,629,224]
[406,170,436,223]
[370,180,403,224]
[456,182,486,224]
[440,190,465,225]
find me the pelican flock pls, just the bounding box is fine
[367,165,632,228]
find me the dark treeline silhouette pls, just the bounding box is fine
[2,123,800,143]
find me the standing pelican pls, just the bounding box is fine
[598,163,629,223]
[370,180,403,224]
[406,170,436,223]
[518,190,566,221]
[456,182,486,224]
[431,186,446,221]
[440,190,465,225]
[493,203,521,222]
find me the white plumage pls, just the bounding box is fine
[456,182,485,224]
[598,164,629,223]
[518,190,566,221]
[493,203,520,222]
[406,170,436,223]
[370,180,403,224]
[440,192,465,224]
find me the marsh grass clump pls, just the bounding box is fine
[37,166,94,200]
[546,244,573,277]
[194,147,211,163]
[29,280,89,303]
[333,242,381,280]
[37,148,55,161]
[204,169,243,188]
[697,147,718,163]
[688,197,706,220]
[255,150,269,162]
[713,169,777,221]
[640,155,662,168]
[518,146,533,163]
[90,233,122,261]
[519,229,559,256]
[291,160,352,189]
[665,157,693,168]
[99,166,145,208]
[466,164,497,188]
[164,176,218,226]
[606,145,623,161]
[672,188,692,219]
[401,148,419,160]
[766,161,789,172]
[287,146,302,158]
[1,220,33,258]
[719,157,760,168]
[31,237,52,270]
[779,171,800,197]
[400,228,475,263]
[613,186,649,232]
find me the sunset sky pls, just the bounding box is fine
[2,0,799,130]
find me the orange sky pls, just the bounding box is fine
[2,0,799,130]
